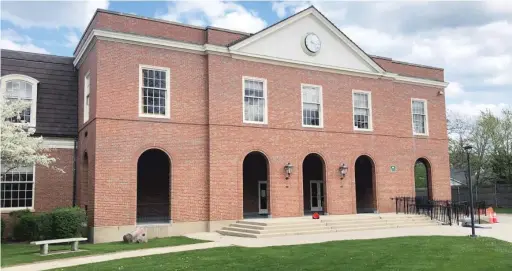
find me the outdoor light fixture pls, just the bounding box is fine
[284,162,293,179]
[339,163,348,179]
[463,144,477,238]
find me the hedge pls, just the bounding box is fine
[51,207,86,239]
[11,207,86,242]
[1,218,5,240]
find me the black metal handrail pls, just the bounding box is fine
[394,196,488,226]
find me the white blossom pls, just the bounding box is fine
[0,97,62,173]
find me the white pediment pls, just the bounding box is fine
[230,8,383,74]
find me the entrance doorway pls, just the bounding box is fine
[355,155,376,213]
[303,153,325,214]
[415,158,432,204]
[243,151,269,218]
[137,149,171,224]
[258,181,268,214]
[310,180,324,211]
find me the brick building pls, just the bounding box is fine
[1,6,450,243]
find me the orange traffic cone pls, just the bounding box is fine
[493,212,499,223]
[488,212,494,224]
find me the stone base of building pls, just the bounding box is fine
[89,221,210,243]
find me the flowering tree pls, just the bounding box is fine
[0,98,61,173]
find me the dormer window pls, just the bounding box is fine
[0,74,39,127]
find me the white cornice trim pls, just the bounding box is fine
[43,138,76,149]
[74,29,448,88]
[231,51,384,79]
[387,73,448,88]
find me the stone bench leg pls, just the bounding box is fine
[71,241,79,252]
[40,244,49,255]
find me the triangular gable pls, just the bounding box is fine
[229,7,385,74]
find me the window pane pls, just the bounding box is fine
[303,86,319,104]
[243,79,265,122]
[0,165,34,208]
[303,103,320,126]
[141,69,168,116]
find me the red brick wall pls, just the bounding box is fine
[206,28,247,46]
[78,38,449,228]
[372,56,444,81]
[95,12,206,45]
[206,54,450,220]
[77,44,98,226]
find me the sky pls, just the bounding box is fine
[1,0,512,118]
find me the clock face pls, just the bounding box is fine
[305,33,321,53]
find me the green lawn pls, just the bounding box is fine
[496,207,512,214]
[1,236,205,267]
[55,236,512,271]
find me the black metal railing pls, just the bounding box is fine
[136,202,170,224]
[394,196,488,226]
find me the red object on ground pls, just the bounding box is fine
[493,212,499,223]
[312,212,320,219]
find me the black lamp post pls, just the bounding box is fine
[463,145,477,238]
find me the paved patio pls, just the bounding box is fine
[4,214,511,271]
[187,214,512,247]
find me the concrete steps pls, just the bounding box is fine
[217,214,440,238]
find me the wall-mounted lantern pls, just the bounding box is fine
[339,163,348,179]
[284,162,293,179]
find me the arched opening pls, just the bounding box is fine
[355,155,376,213]
[81,152,89,211]
[415,158,432,203]
[137,149,170,224]
[243,151,269,218]
[302,154,325,215]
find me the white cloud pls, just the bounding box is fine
[1,0,109,29]
[157,1,266,33]
[65,32,80,48]
[445,82,465,98]
[447,101,509,117]
[0,29,49,54]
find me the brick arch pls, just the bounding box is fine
[241,150,271,218]
[302,153,327,215]
[135,147,172,223]
[413,157,433,201]
[354,154,377,213]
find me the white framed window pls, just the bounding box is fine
[1,165,35,212]
[412,98,428,135]
[301,84,323,127]
[139,65,171,118]
[84,72,90,123]
[352,90,372,131]
[0,74,39,127]
[243,76,267,124]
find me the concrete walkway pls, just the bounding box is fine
[5,214,511,271]
[3,242,231,271]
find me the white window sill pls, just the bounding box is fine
[243,120,268,125]
[138,114,170,119]
[354,128,373,132]
[1,207,35,214]
[302,124,323,129]
[413,133,429,137]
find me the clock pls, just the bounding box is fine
[304,33,321,54]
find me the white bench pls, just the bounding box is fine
[30,237,88,255]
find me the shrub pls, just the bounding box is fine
[10,207,86,241]
[50,207,86,239]
[13,213,40,241]
[1,218,5,240]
